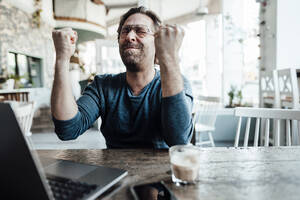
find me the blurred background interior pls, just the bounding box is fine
[0,0,299,149]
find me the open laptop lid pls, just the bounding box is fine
[0,103,53,199]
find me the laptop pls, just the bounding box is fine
[0,103,128,200]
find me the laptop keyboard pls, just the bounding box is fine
[46,175,98,200]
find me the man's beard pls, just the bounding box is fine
[119,42,145,72]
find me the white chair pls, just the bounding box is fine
[260,70,280,108]
[276,68,300,145]
[259,70,281,146]
[193,96,221,147]
[276,68,300,109]
[13,101,35,136]
[234,107,300,147]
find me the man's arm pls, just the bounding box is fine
[53,79,103,141]
[51,28,104,141]
[51,28,78,120]
[160,80,194,147]
[154,25,193,146]
[154,24,185,97]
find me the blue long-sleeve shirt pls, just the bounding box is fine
[52,69,194,149]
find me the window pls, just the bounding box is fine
[7,52,43,88]
[180,20,207,98]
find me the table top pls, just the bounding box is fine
[37,147,300,200]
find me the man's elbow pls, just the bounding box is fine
[166,137,190,147]
[165,127,192,147]
[55,129,80,141]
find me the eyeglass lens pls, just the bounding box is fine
[121,25,152,38]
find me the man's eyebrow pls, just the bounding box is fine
[123,24,148,27]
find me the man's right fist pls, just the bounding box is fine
[52,28,78,61]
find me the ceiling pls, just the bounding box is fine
[102,0,222,26]
[54,0,222,42]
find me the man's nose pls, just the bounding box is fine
[125,30,137,42]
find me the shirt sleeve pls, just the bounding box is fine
[52,75,106,140]
[161,76,194,146]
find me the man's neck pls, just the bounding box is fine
[126,67,156,96]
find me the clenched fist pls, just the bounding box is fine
[154,24,185,65]
[52,28,78,61]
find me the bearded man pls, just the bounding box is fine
[51,6,193,148]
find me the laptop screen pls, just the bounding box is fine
[0,103,51,199]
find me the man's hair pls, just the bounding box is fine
[117,6,161,40]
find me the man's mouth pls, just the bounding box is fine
[124,46,139,50]
[122,42,143,51]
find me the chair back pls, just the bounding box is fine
[260,70,280,108]
[12,101,35,136]
[193,96,221,129]
[234,107,300,147]
[276,68,300,109]
[0,92,29,102]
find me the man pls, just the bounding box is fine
[51,7,193,148]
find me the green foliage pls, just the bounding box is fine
[226,85,244,108]
[227,85,236,108]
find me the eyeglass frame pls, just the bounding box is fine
[119,24,155,39]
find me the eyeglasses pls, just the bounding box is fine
[120,25,154,38]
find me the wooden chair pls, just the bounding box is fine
[13,101,35,136]
[0,91,29,102]
[234,107,300,147]
[193,96,221,147]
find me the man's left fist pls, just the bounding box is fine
[154,24,185,65]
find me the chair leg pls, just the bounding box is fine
[208,131,215,147]
[260,120,265,146]
[195,131,215,147]
[200,133,203,147]
[292,120,299,145]
[195,131,205,147]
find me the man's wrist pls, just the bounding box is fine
[56,56,70,63]
[55,58,70,71]
[157,54,179,68]
[56,58,70,65]
[159,60,180,73]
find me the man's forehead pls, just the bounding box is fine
[123,13,154,27]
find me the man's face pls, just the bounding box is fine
[118,13,156,72]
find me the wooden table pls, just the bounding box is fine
[37,147,300,200]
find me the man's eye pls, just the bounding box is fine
[136,29,147,34]
[121,28,130,34]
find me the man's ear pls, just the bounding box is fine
[154,54,159,65]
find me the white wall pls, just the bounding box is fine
[4,0,55,26]
[259,0,277,70]
[161,0,200,20]
[4,0,35,13]
[276,0,300,69]
[41,0,55,26]
[205,15,222,97]
[223,0,244,104]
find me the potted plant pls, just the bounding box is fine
[0,74,16,90]
[226,85,245,108]
[226,85,236,108]
[236,89,243,106]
